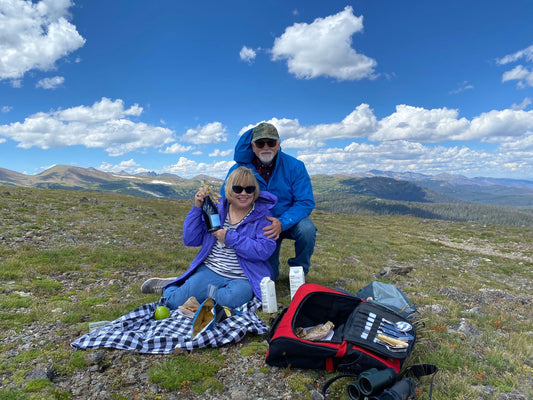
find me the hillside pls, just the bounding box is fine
[0,186,531,399]
[1,166,532,227]
[0,165,222,199]
[310,174,462,203]
[309,175,533,227]
[314,193,533,227]
[353,170,533,206]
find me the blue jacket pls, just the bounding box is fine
[222,127,315,231]
[164,190,278,300]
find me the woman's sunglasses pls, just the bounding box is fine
[232,185,256,194]
[253,139,277,148]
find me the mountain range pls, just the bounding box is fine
[0,165,532,208]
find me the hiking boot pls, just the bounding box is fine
[141,277,177,294]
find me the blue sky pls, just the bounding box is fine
[1,0,533,180]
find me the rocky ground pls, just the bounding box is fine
[2,270,330,400]
[3,268,531,400]
[8,320,310,400]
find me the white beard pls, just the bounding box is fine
[258,151,275,164]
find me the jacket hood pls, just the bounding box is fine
[256,190,277,210]
[233,127,255,164]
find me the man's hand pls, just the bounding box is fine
[263,216,282,240]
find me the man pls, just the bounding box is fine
[141,122,316,293]
[223,122,316,279]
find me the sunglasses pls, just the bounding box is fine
[253,139,277,148]
[232,185,256,194]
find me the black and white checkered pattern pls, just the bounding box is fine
[71,297,269,353]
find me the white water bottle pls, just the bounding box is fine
[260,277,277,313]
[289,266,305,300]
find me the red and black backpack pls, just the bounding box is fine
[265,283,416,374]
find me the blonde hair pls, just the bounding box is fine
[224,166,260,202]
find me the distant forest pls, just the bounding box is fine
[314,193,533,227]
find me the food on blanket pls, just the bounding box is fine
[295,321,335,341]
[192,298,216,338]
[178,296,200,318]
[154,306,170,320]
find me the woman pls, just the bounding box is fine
[158,167,277,310]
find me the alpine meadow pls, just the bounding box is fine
[0,181,531,400]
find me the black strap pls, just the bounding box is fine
[320,364,438,400]
[320,373,358,399]
[265,307,287,343]
[402,364,439,400]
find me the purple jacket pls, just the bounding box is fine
[163,190,278,300]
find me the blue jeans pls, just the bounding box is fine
[269,217,317,279]
[163,264,254,310]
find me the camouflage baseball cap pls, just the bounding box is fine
[251,122,279,142]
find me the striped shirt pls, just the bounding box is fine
[203,205,255,279]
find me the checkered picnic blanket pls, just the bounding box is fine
[71,297,269,354]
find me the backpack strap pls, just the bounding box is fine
[266,307,287,343]
[402,364,439,400]
[320,364,438,400]
[320,373,358,399]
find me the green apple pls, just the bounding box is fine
[154,306,170,320]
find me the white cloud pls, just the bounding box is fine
[497,44,533,88]
[1,106,13,113]
[271,6,377,81]
[98,159,149,174]
[239,105,378,150]
[161,143,194,154]
[0,97,175,156]
[0,0,86,81]
[161,157,235,179]
[512,97,532,110]
[371,105,470,142]
[501,65,533,88]
[496,44,533,65]
[239,46,256,64]
[449,81,474,94]
[209,149,232,157]
[279,105,379,148]
[230,104,533,178]
[36,75,65,89]
[56,97,142,122]
[181,122,228,144]
[84,101,533,179]
[467,109,533,141]
[240,104,533,150]
[296,139,532,178]
[498,133,533,152]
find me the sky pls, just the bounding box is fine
[1,0,533,180]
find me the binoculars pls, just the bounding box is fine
[372,378,416,400]
[346,368,416,400]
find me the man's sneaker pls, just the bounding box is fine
[141,277,177,294]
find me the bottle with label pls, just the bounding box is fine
[289,266,305,300]
[202,195,221,232]
[260,277,278,313]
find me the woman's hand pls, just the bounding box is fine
[194,187,207,208]
[211,228,227,243]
